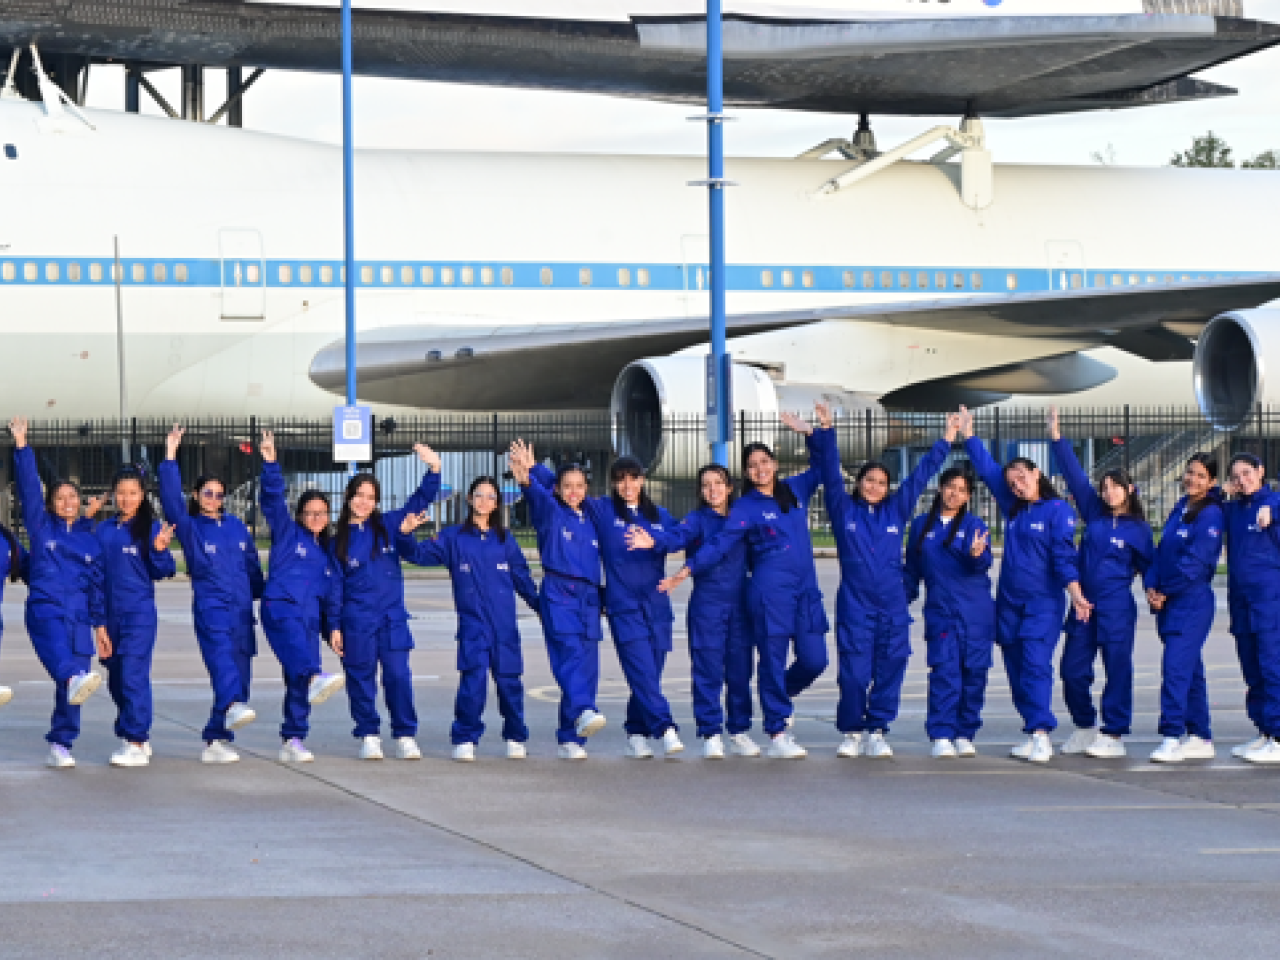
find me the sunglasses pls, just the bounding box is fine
[199,489,226,500]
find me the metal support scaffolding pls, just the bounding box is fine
[182,64,203,121]
[226,67,243,127]
[125,66,140,113]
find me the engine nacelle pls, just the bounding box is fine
[1193,309,1280,430]
[609,356,886,477]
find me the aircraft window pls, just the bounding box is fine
[456,347,474,359]
[132,263,145,283]
[23,263,36,281]
[111,264,121,282]
[298,265,310,284]
[1146,275,1156,284]
[579,268,592,287]
[3,144,15,159]
[501,267,513,286]
[360,266,373,284]
[898,272,910,289]
[917,272,929,289]
[154,263,167,283]
[953,273,964,289]
[426,350,442,362]
[441,267,455,285]
[862,271,873,288]
[402,266,414,285]
[90,263,103,282]
[802,271,814,288]
[1006,273,1017,291]
[618,268,631,287]
[1,263,12,281]
[1095,275,1107,287]
[243,264,259,284]
[1181,274,1191,282]
[380,266,393,284]
[339,267,346,283]
[45,262,59,281]
[781,270,794,288]
[842,271,854,288]
[880,271,892,288]
[320,265,334,284]
[1112,274,1122,286]
[481,267,494,286]
[174,263,188,283]
[461,267,475,285]
[68,263,81,282]
[540,267,553,286]
[278,265,291,284]
[761,270,773,288]
[1164,274,1173,283]
[421,266,434,285]
[927,272,939,289]
[637,268,650,288]
[1128,275,1139,285]
[1069,274,1081,289]
[971,273,982,290]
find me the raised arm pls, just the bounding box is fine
[395,512,450,568]
[506,535,541,612]
[257,460,294,543]
[1048,408,1104,523]
[244,530,266,600]
[961,419,1015,519]
[889,418,958,520]
[399,442,443,517]
[157,457,195,543]
[780,405,834,507]
[10,418,49,539]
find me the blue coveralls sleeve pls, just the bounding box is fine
[16,540,29,583]
[397,530,450,568]
[1049,502,1081,591]
[14,446,48,539]
[686,502,751,576]
[157,460,193,536]
[964,518,995,574]
[258,462,293,542]
[1133,523,1155,585]
[1160,504,1223,597]
[889,438,951,521]
[656,510,706,555]
[320,556,342,630]
[506,535,541,611]
[400,469,442,518]
[245,539,266,600]
[789,427,830,507]
[963,436,1015,518]
[1052,438,1104,523]
[902,517,925,604]
[88,551,106,629]
[144,521,178,580]
[529,463,556,490]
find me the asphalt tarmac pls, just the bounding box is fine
[0,560,1277,959]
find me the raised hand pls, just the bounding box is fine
[814,401,834,430]
[1259,505,1272,529]
[153,522,175,552]
[8,415,28,449]
[413,441,441,473]
[958,405,974,440]
[945,412,963,443]
[259,429,277,463]
[970,529,989,557]
[1047,406,1061,442]
[780,412,813,436]
[625,526,656,551]
[400,510,430,535]
[84,495,104,519]
[166,424,185,459]
[509,439,535,471]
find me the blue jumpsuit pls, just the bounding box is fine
[1148,493,1223,741]
[531,465,680,739]
[332,471,441,741]
[903,511,995,742]
[399,525,540,745]
[818,428,951,734]
[258,462,342,741]
[14,446,107,748]
[1222,489,1280,740]
[1052,439,1154,738]
[93,517,177,744]
[0,532,30,679]
[965,437,1080,735]
[658,506,754,739]
[519,478,604,745]
[680,431,829,736]
[158,460,265,744]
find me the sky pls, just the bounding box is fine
[82,0,1280,167]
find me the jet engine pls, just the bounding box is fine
[1193,309,1280,430]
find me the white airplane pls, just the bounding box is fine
[0,85,1278,442]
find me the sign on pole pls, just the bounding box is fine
[333,404,372,463]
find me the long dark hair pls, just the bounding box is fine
[462,476,509,542]
[851,460,889,506]
[111,465,157,545]
[740,441,800,513]
[912,467,972,554]
[1099,467,1144,521]
[333,473,386,563]
[1003,456,1061,518]
[0,523,19,582]
[188,473,227,517]
[553,463,590,510]
[295,490,333,546]
[1227,452,1265,498]
[1183,453,1220,524]
[44,478,81,516]
[609,456,660,522]
[696,464,736,511]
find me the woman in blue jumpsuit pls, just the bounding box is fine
[903,467,995,759]
[0,521,29,709]
[256,429,345,763]
[89,465,177,768]
[509,443,606,760]
[528,453,683,760]
[660,413,829,760]
[817,410,958,759]
[961,407,1091,764]
[1048,410,1153,760]
[647,464,757,760]
[159,424,266,764]
[1146,453,1223,763]
[1219,453,1280,764]
[398,476,541,761]
[330,443,441,762]
[9,416,107,769]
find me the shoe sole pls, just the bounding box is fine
[730,750,761,758]
[625,752,655,760]
[1084,750,1127,759]
[664,744,684,755]
[1027,755,1052,764]
[202,755,240,764]
[68,674,102,706]
[399,752,422,761]
[0,688,13,707]
[868,752,893,760]
[360,754,384,761]
[227,711,257,731]
[703,752,726,760]
[768,751,807,759]
[933,753,957,760]
[308,678,344,706]
[836,750,863,759]
[109,758,150,768]
[558,752,588,761]
[47,759,76,769]
[1149,755,1183,763]
[453,756,476,763]
[280,754,314,763]
[956,752,977,759]
[507,754,527,760]
[576,715,607,738]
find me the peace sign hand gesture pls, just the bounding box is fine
[970,529,989,557]
[153,523,175,552]
[400,510,431,535]
[259,429,277,463]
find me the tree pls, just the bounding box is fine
[1243,149,1280,170]
[1169,131,1234,168]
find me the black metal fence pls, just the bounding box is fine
[1,407,1276,543]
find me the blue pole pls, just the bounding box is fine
[342,0,356,410]
[706,0,729,467]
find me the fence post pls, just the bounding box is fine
[864,407,872,463]
[248,415,258,539]
[992,407,1002,539]
[1123,404,1131,475]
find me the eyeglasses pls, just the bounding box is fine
[472,491,498,501]
[199,489,225,500]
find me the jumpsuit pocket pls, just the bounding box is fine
[456,624,491,672]
[542,595,599,640]
[885,614,912,660]
[70,622,97,657]
[836,617,874,656]
[925,629,957,668]
[962,637,995,671]
[385,620,415,652]
[799,590,830,636]
[688,605,731,650]
[493,640,523,677]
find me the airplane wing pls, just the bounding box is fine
[308,275,1280,410]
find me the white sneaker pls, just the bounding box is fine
[558,742,588,760]
[660,728,684,756]
[575,709,606,738]
[1010,736,1035,759]
[727,733,761,758]
[867,732,894,759]
[0,685,12,707]
[1242,738,1280,764]
[1233,734,1268,758]
[1027,732,1054,764]
[1182,735,1216,760]
[307,672,345,706]
[201,740,240,764]
[396,737,422,760]
[702,734,726,760]
[767,732,807,759]
[226,703,256,730]
[931,738,957,759]
[110,741,150,768]
[1084,734,1126,759]
[46,744,76,769]
[67,671,102,706]
[954,738,977,758]
[1061,727,1098,755]
[506,740,527,760]
[142,741,153,758]
[1150,737,1184,763]
[452,743,477,762]
[836,732,864,759]
[358,735,384,761]
[625,734,655,759]
[279,738,314,763]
